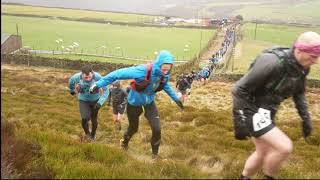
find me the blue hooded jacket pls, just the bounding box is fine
[199,68,210,78]
[68,72,109,106]
[95,50,179,106]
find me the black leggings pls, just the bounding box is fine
[123,101,161,155]
[79,100,99,137]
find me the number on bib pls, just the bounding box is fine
[252,108,272,132]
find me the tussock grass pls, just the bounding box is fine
[1,120,55,179]
[1,64,320,178]
[18,128,207,179]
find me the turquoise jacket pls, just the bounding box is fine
[68,72,109,106]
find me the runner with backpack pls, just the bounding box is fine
[176,73,193,102]
[89,50,184,160]
[232,31,320,179]
[199,66,211,85]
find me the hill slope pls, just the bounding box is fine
[1,64,320,178]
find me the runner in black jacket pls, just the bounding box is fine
[108,81,127,131]
[176,74,193,102]
[232,31,320,179]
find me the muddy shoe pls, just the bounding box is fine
[151,154,161,161]
[120,139,128,151]
[90,134,96,141]
[84,134,92,141]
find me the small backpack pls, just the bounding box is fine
[248,47,290,94]
[130,63,165,92]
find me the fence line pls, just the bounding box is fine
[2,54,319,88]
[1,54,130,73]
[172,27,222,76]
[26,50,188,64]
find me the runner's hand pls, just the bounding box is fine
[94,103,101,110]
[75,84,81,93]
[302,120,312,139]
[89,84,98,94]
[175,100,184,111]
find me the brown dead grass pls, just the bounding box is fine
[1,64,320,178]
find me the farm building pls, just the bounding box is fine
[1,34,22,54]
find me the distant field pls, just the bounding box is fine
[244,23,320,46]
[199,0,320,25]
[2,15,215,61]
[231,39,273,73]
[2,1,320,25]
[232,0,320,25]
[230,23,320,80]
[1,4,163,23]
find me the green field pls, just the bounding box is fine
[198,0,320,25]
[232,0,320,25]
[2,15,214,61]
[230,23,320,80]
[244,23,320,46]
[2,4,163,23]
[3,1,320,25]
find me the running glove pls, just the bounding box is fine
[302,120,312,138]
[175,100,184,110]
[89,84,98,94]
[94,103,101,110]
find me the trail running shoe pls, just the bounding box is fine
[151,154,161,161]
[120,139,128,151]
[90,134,96,141]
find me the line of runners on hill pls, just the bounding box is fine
[175,25,236,102]
[68,31,320,179]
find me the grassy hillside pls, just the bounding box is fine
[1,4,163,23]
[232,0,320,25]
[198,0,320,25]
[1,64,320,178]
[244,23,320,46]
[2,15,214,61]
[0,65,208,178]
[230,23,320,80]
[2,1,320,25]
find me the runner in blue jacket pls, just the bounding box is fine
[68,65,109,141]
[89,50,183,160]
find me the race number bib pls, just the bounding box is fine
[253,108,272,132]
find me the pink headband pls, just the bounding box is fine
[294,43,320,56]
